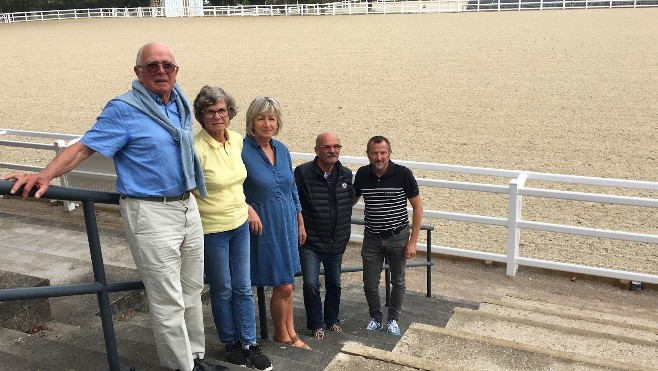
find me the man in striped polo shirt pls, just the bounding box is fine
[352,135,423,336]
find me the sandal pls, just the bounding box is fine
[286,334,311,350]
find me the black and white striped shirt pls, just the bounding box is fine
[353,161,420,234]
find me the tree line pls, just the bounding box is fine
[1,0,346,13]
[1,1,148,13]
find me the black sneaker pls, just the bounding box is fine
[246,343,273,371]
[225,342,247,367]
[192,357,229,371]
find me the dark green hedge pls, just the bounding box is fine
[1,0,149,13]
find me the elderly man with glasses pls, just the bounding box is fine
[3,42,225,371]
[294,131,354,340]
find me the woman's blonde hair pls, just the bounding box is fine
[245,96,283,137]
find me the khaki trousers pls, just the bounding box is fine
[120,194,205,371]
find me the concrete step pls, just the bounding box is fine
[395,322,632,371]
[478,301,658,343]
[0,244,140,287]
[38,320,164,369]
[0,270,52,332]
[82,309,156,345]
[0,209,134,272]
[491,294,658,332]
[0,326,154,370]
[0,350,70,371]
[81,306,323,370]
[325,341,446,371]
[446,307,658,370]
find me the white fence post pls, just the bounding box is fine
[507,173,527,276]
[53,140,78,212]
[3,130,658,283]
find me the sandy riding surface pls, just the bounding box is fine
[1,9,657,275]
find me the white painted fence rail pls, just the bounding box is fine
[2,0,657,23]
[2,129,657,285]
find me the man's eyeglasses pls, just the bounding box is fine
[317,144,343,151]
[203,108,229,119]
[137,62,178,74]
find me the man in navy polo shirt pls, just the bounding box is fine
[352,135,423,336]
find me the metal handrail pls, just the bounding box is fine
[1,179,436,366]
[0,180,126,371]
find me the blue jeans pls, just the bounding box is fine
[361,226,409,322]
[204,221,256,346]
[299,247,343,331]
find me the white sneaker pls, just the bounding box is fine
[387,319,401,336]
[366,318,383,331]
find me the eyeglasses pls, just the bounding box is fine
[203,108,229,119]
[317,144,343,151]
[137,62,178,74]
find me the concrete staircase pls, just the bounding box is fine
[3,280,657,370]
[2,199,658,370]
[328,294,658,371]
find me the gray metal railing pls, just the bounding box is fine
[0,180,134,371]
[0,179,435,367]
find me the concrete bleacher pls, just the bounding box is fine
[2,195,658,370]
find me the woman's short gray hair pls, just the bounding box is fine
[245,96,283,137]
[193,85,237,127]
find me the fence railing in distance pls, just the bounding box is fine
[1,129,657,286]
[2,0,657,23]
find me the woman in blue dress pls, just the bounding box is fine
[242,96,309,350]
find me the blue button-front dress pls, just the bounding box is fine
[242,135,302,287]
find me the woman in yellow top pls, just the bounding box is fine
[192,86,272,371]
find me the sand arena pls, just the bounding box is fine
[1,9,657,275]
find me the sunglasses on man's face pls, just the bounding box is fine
[137,62,178,74]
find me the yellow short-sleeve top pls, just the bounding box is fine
[193,128,248,234]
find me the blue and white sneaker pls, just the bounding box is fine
[387,319,401,336]
[366,318,383,331]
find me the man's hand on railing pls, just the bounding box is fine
[2,172,52,199]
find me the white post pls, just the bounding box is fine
[506,173,527,276]
[54,140,78,212]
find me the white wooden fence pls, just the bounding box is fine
[2,0,657,23]
[1,128,657,286]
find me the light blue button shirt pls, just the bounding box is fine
[81,90,188,197]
